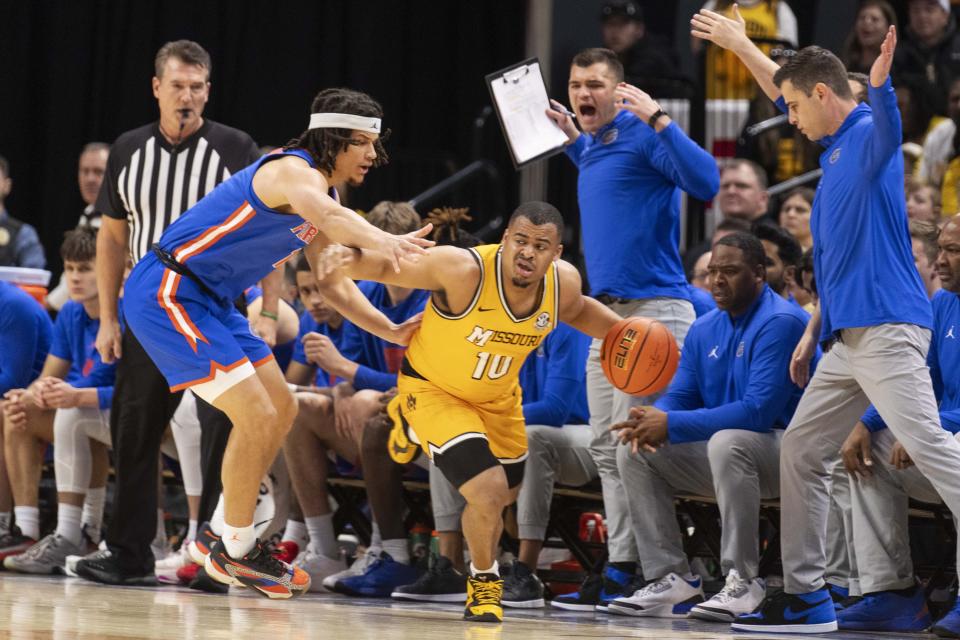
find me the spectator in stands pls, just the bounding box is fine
[919,76,960,188]
[906,178,942,222]
[600,0,690,99]
[895,0,960,116]
[0,278,52,553]
[843,0,898,75]
[691,251,712,292]
[753,221,804,306]
[287,202,429,594]
[695,0,798,100]
[835,215,960,634]
[609,233,812,622]
[717,159,770,222]
[848,71,870,103]
[0,155,46,269]
[684,217,752,278]
[47,143,111,312]
[546,46,718,610]
[778,187,813,251]
[1,228,114,572]
[896,74,943,147]
[911,219,943,298]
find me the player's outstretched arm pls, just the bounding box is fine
[691,4,781,102]
[555,261,621,339]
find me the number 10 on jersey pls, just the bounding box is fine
[471,352,514,380]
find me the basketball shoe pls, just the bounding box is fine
[322,547,380,590]
[205,539,310,599]
[188,522,220,564]
[933,597,960,638]
[689,570,765,622]
[293,548,346,592]
[607,572,705,618]
[464,573,504,622]
[0,526,35,561]
[732,588,838,633]
[501,561,545,608]
[4,533,84,574]
[836,584,931,632]
[551,565,636,611]
[392,555,467,602]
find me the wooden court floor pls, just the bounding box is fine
[0,574,929,639]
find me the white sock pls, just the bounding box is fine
[56,504,83,545]
[283,519,309,549]
[370,522,383,549]
[14,506,39,540]
[0,512,11,535]
[81,488,106,535]
[222,522,255,558]
[381,538,410,565]
[305,514,337,559]
[187,519,198,543]
[210,495,225,536]
[470,560,499,578]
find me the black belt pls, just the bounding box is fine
[400,356,428,381]
[152,245,218,299]
[594,293,636,306]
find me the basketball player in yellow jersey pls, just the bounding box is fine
[310,202,621,622]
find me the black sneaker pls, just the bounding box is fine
[188,565,229,594]
[731,588,838,633]
[391,555,467,603]
[552,565,635,612]
[74,549,156,586]
[502,562,545,608]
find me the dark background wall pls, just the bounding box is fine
[0,0,526,274]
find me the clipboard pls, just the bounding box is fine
[485,58,569,169]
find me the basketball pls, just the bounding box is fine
[600,317,679,396]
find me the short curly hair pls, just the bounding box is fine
[284,88,390,175]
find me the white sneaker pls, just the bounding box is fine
[689,569,765,622]
[294,548,347,592]
[321,548,380,590]
[155,545,194,584]
[607,572,705,618]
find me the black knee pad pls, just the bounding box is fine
[433,437,525,489]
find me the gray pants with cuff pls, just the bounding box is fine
[586,296,695,562]
[617,428,781,580]
[780,323,960,593]
[847,428,960,593]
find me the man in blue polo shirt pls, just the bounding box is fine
[607,233,810,622]
[835,215,960,635]
[694,11,960,633]
[546,46,719,608]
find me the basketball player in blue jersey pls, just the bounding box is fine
[118,88,432,598]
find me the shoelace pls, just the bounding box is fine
[471,578,503,606]
[245,541,286,575]
[711,573,749,604]
[634,576,672,598]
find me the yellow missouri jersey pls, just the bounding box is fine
[405,243,559,404]
[706,1,780,99]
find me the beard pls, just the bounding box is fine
[511,277,532,288]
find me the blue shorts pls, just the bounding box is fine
[123,253,273,402]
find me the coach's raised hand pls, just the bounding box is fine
[614,83,668,129]
[690,4,747,53]
[870,25,897,88]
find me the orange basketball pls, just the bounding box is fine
[600,317,679,396]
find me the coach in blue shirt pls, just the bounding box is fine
[546,47,719,601]
[694,12,960,633]
[610,233,809,621]
[834,215,960,635]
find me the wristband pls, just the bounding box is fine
[647,109,668,128]
[259,309,279,321]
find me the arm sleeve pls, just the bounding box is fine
[653,338,704,412]
[864,78,903,174]
[647,124,720,201]
[95,150,129,220]
[522,328,589,427]
[564,135,588,165]
[15,225,46,269]
[352,365,397,393]
[666,315,806,444]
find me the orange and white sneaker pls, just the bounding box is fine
[205,539,310,599]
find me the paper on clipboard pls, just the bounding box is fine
[487,59,568,168]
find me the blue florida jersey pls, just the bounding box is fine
[340,282,430,392]
[50,301,119,410]
[156,149,329,302]
[291,311,349,387]
[518,322,590,427]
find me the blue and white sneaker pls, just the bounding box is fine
[606,572,705,618]
[333,551,419,597]
[731,588,837,633]
[837,585,931,632]
[933,596,960,638]
[551,565,634,612]
[689,569,765,622]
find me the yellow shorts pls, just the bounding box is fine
[387,373,527,485]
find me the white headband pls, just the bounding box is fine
[308,113,381,134]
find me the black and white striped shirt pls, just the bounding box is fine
[96,119,260,264]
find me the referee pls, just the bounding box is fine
[79,40,262,585]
